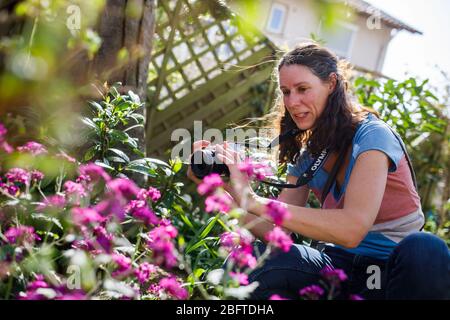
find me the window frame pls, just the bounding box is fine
[319,20,359,59]
[265,2,288,35]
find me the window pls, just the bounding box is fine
[266,2,287,34]
[319,21,358,59]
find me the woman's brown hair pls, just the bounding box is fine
[269,42,375,164]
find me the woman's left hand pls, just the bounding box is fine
[214,142,254,207]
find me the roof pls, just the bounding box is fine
[339,0,423,34]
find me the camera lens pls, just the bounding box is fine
[190,149,230,179]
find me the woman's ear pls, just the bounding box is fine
[328,73,337,93]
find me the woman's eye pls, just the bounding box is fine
[298,87,307,93]
[282,91,289,96]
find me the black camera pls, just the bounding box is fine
[190,147,229,179]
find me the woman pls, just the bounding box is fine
[188,43,449,299]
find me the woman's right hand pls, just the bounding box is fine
[186,140,211,185]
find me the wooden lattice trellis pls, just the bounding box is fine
[146,0,279,157]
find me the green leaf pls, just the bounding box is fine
[177,211,194,230]
[89,101,104,114]
[198,214,220,239]
[94,161,115,171]
[84,145,98,161]
[186,239,206,254]
[82,117,97,130]
[31,213,63,230]
[128,91,141,104]
[109,129,129,141]
[124,165,157,177]
[108,148,130,162]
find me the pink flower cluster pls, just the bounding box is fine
[238,158,273,181]
[299,285,324,300]
[158,277,188,300]
[265,200,292,226]
[205,193,232,213]
[71,207,105,226]
[0,124,13,153]
[17,141,47,155]
[264,227,293,252]
[126,200,160,226]
[220,230,256,269]
[197,173,223,195]
[4,225,40,245]
[137,186,161,202]
[112,253,132,277]
[320,266,348,287]
[19,275,86,300]
[147,220,179,268]
[134,262,158,284]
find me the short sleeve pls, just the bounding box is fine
[352,119,404,172]
[286,151,312,177]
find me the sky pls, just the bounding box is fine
[365,0,450,93]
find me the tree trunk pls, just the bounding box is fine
[90,0,157,185]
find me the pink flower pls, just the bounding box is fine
[27,275,49,290]
[37,194,66,211]
[94,198,127,221]
[107,178,140,200]
[0,124,13,154]
[6,184,19,196]
[220,230,254,249]
[238,158,273,180]
[71,207,105,226]
[229,247,257,269]
[56,151,76,163]
[220,232,240,248]
[269,294,289,300]
[197,173,223,195]
[204,193,232,213]
[138,187,161,202]
[159,277,188,300]
[0,123,7,139]
[93,226,114,253]
[1,141,13,153]
[134,262,157,284]
[299,285,324,300]
[5,168,30,185]
[264,227,293,252]
[112,253,132,277]
[64,181,87,199]
[78,163,111,183]
[265,200,291,226]
[229,272,249,285]
[220,230,256,269]
[4,226,40,245]
[320,266,348,286]
[19,275,87,300]
[17,141,47,155]
[31,170,44,182]
[147,222,178,268]
[127,200,160,226]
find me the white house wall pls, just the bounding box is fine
[229,0,395,73]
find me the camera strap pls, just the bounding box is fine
[255,128,331,190]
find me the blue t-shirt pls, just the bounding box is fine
[287,113,407,260]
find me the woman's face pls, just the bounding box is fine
[279,64,335,130]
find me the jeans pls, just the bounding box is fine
[247,232,450,300]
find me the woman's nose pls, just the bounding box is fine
[285,92,301,108]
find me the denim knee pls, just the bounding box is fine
[247,243,332,300]
[386,232,450,299]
